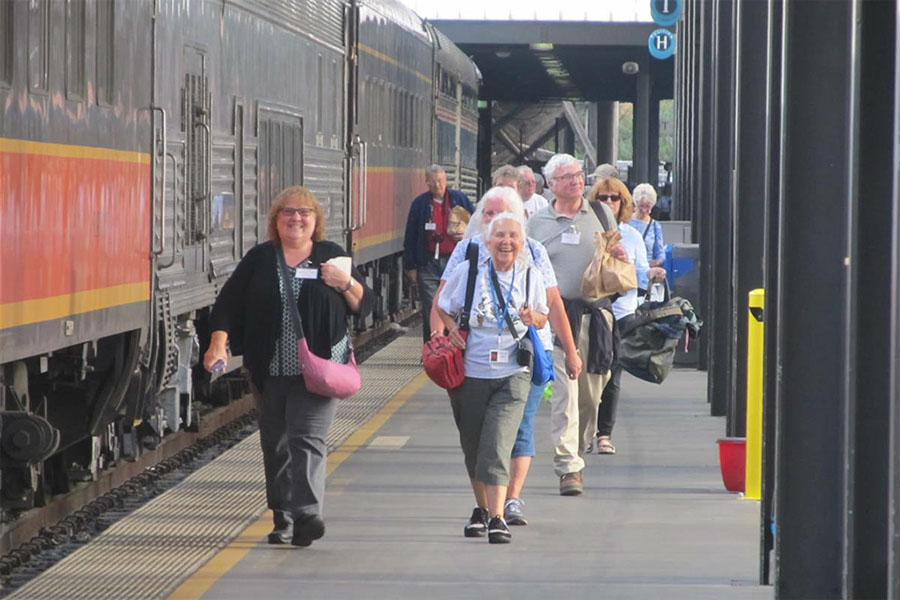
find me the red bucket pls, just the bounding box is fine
[717,437,746,493]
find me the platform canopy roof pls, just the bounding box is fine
[430,20,674,103]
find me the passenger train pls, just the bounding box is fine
[0,0,479,512]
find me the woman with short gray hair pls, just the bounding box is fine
[436,212,548,544]
[629,183,665,268]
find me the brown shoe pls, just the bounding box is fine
[559,471,583,496]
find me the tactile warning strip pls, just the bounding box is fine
[8,333,425,600]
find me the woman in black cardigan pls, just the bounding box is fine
[204,186,372,547]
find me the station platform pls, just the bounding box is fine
[9,332,773,600]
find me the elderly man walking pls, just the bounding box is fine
[403,165,474,342]
[526,153,628,496]
[516,165,548,219]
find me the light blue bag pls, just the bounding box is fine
[527,324,555,386]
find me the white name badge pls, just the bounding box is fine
[294,268,318,279]
[424,222,437,231]
[489,349,509,366]
[561,232,581,245]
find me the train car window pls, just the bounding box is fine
[96,0,113,105]
[65,0,86,100]
[0,1,11,86]
[27,0,49,92]
[461,86,477,112]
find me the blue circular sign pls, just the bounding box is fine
[650,0,683,27]
[648,29,676,60]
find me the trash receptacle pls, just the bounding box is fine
[664,243,700,366]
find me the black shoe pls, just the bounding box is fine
[267,510,293,544]
[488,516,511,544]
[463,507,489,538]
[291,513,325,547]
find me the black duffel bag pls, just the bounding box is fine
[618,284,702,384]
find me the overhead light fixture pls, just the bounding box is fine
[530,43,554,51]
[495,50,511,59]
[622,61,640,75]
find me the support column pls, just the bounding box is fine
[706,0,736,421]
[760,0,782,586]
[590,101,617,166]
[732,0,767,439]
[695,0,714,371]
[477,100,492,195]
[648,97,660,186]
[559,120,575,155]
[848,1,895,597]
[633,68,651,185]
[774,1,852,596]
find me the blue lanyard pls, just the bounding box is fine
[488,260,515,337]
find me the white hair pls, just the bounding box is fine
[542,153,580,182]
[633,183,658,207]
[463,186,526,239]
[516,165,534,177]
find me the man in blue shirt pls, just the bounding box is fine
[403,165,474,342]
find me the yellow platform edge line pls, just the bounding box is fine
[167,371,429,600]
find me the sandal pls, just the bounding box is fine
[596,436,616,455]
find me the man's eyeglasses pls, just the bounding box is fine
[596,194,622,202]
[554,171,585,183]
[280,207,314,217]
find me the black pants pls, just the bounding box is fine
[597,363,622,438]
[253,376,337,521]
[597,313,633,438]
[416,256,449,342]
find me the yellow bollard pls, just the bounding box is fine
[744,289,765,500]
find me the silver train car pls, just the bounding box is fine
[0,0,479,512]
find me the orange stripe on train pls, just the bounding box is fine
[0,146,151,306]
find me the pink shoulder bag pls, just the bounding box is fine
[278,249,361,399]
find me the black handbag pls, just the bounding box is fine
[617,283,702,384]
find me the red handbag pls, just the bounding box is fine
[422,332,467,390]
[422,241,479,390]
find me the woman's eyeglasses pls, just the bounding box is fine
[280,207,314,217]
[596,194,622,202]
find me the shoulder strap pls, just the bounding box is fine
[459,241,479,331]
[588,200,615,231]
[642,219,653,240]
[276,248,305,340]
[489,265,522,341]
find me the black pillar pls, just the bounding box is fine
[633,68,651,185]
[760,0,782,586]
[590,101,617,166]
[848,1,895,597]
[695,0,714,371]
[706,0,735,421]
[774,1,852,596]
[477,100,492,196]
[731,0,767,439]
[559,121,575,156]
[648,97,660,187]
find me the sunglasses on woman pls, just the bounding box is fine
[596,194,622,202]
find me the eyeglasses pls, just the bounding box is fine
[554,171,585,183]
[280,207,314,217]
[596,194,622,202]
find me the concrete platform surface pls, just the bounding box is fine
[195,369,773,600]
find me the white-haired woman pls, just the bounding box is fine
[629,183,665,269]
[430,186,582,528]
[436,213,548,544]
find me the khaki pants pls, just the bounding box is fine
[549,311,613,476]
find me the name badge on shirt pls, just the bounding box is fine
[424,222,437,231]
[561,232,581,245]
[294,267,318,279]
[489,349,509,366]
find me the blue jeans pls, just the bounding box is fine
[511,381,545,458]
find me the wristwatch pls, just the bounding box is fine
[340,278,355,293]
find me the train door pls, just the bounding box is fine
[182,46,211,275]
[257,107,304,242]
